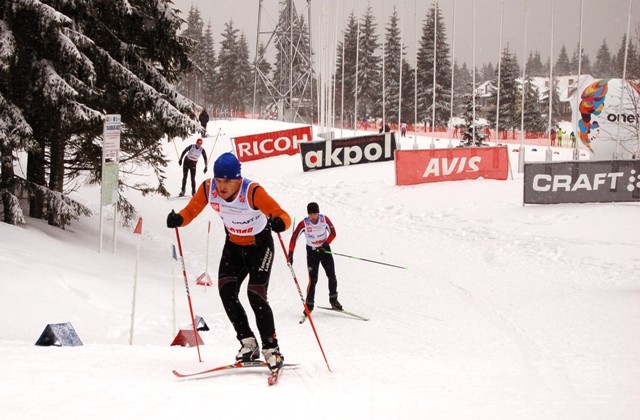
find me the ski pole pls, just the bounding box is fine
[208,127,222,157]
[174,228,203,362]
[320,250,408,270]
[275,231,332,373]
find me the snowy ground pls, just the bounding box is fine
[1,119,639,420]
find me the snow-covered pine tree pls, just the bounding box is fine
[555,45,571,76]
[235,33,254,112]
[521,76,546,134]
[334,12,359,126]
[1,0,200,227]
[216,20,244,113]
[593,40,613,78]
[526,50,545,77]
[201,22,218,111]
[355,6,381,120]
[382,8,402,121]
[613,35,639,79]
[453,62,472,116]
[416,2,452,129]
[177,6,205,104]
[570,44,592,76]
[489,45,520,136]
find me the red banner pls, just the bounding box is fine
[395,146,509,185]
[232,126,312,162]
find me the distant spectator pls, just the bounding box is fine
[400,122,408,137]
[550,128,556,146]
[557,128,564,147]
[570,131,576,148]
[199,108,209,137]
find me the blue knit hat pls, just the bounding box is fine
[213,152,241,179]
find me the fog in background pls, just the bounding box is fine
[171,0,639,69]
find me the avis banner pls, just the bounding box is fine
[232,126,312,162]
[298,133,396,171]
[523,160,640,204]
[395,146,509,186]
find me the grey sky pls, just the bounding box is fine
[171,0,638,69]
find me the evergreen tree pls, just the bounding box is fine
[526,50,545,77]
[416,2,452,128]
[453,62,473,116]
[235,33,254,112]
[216,20,244,112]
[382,8,403,121]
[201,22,218,110]
[543,77,561,127]
[570,44,592,75]
[1,0,198,227]
[479,62,495,83]
[521,76,546,133]
[555,45,571,76]
[489,45,520,134]
[593,39,613,78]
[334,12,359,125]
[613,35,639,79]
[177,6,205,104]
[355,6,381,119]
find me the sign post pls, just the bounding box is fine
[99,114,121,253]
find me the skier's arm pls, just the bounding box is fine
[250,184,291,231]
[179,145,190,161]
[287,220,306,256]
[324,215,337,245]
[177,180,210,226]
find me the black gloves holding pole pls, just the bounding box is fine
[166,210,183,228]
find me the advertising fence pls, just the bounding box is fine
[232,126,312,162]
[298,133,396,171]
[395,146,510,186]
[523,160,640,204]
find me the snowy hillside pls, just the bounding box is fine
[1,119,639,420]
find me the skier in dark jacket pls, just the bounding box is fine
[178,138,208,197]
[199,108,209,136]
[288,202,342,315]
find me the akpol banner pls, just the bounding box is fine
[523,160,640,204]
[299,133,396,171]
[571,77,640,160]
[232,126,312,162]
[395,146,509,186]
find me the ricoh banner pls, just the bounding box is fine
[523,160,640,204]
[299,133,396,171]
[395,146,509,185]
[232,126,312,162]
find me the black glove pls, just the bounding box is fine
[318,242,330,252]
[287,251,293,264]
[178,159,182,166]
[166,210,183,228]
[269,216,286,233]
[203,167,208,173]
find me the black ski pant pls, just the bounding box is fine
[218,231,279,349]
[181,159,197,194]
[305,244,338,305]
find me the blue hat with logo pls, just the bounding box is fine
[214,152,242,179]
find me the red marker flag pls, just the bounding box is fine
[133,217,143,235]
